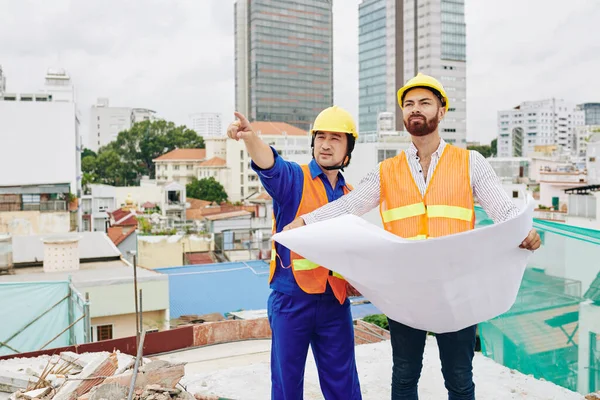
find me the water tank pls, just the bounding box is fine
[0,234,14,274]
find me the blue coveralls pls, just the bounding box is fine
[252,147,362,400]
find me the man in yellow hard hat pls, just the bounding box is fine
[283,73,541,400]
[226,106,362,399]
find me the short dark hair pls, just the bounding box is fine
[402,86,446,108]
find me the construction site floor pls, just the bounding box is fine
[156,337,585,400]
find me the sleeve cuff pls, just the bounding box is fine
[301,214,315,225]
[250,146,281,178]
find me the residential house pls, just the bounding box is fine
[81,184,117,232]
[154,148,207,186]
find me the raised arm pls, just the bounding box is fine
[227,112,300,205]
[227,112,274,169]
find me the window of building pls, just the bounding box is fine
[174,165,180,170]
[187,165,193,170]
[512,191,519,198]
[590,157,596,162]
[377,149,397,163]
[22,194,40,205]
[93,324,113,342]
[240,150,244,160]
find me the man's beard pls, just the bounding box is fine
[404,114,439,137]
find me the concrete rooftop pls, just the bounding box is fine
[156,338,586,400]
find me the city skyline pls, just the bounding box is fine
[0,0,598,147]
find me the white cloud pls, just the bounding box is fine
[0,0,598,148]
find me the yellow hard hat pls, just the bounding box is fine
[310,106,358,139]
[397,72,450,111]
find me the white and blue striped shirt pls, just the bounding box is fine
[302,139,520,225]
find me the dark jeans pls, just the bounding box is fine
[389,319,476,400]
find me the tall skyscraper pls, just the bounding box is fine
[358,0,467,147]
[234,0,333,131]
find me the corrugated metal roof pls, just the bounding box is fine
[156,261,272,318]
[156,261,381,319]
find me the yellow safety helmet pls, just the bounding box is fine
[397,72,450,111]
[310,106,358,139]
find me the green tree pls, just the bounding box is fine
[81,148,97,159]
[80,120,204,186]
[490,138,497,157]
[186,177,228,203]
[109,120,204,180]
[467,144,493,158]
[363,314,389,330]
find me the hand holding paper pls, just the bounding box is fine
[272,197,535,334]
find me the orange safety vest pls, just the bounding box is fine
[269,165,352,304]
[379,145,474,239]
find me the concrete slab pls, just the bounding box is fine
[160,338,586,400]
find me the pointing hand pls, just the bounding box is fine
[226,112,255,141]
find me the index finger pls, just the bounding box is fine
[234,111,250,126]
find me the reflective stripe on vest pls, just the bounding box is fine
[291,259,344,279]
[381,202,426,223]
[292,258,319,271]
[382,203,473,223]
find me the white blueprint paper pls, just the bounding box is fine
[272,197,535,334]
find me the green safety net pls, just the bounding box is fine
[475,206,600,394]
[0,281,87,357]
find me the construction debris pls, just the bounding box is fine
[0,352,196,400]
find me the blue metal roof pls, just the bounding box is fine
[156,261,272,318]
[157,260,382,320]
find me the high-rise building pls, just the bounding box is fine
[497,99,585,158]
[89,98,132,152]
[578,103,600,126]
[190,112,223,137]
[358,0,467,147]
[234,0,333,131]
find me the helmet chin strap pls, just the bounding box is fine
[310,133,355,173]
[320,155,349,172]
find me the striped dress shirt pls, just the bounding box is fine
[302,139,520,225]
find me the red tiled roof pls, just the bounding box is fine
[108,209,140,226]
[256,192,272,200]
[188,198,212,209]
[154,148,206,161]
[109,209,130,221]
[107,226,136,246]
[204,210,251,221]
[250,122,307,136]
[142,201,156,209]
[199,157,227,167]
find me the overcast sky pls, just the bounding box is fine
[0,0,598,148]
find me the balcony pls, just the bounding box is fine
[21,200,67,212]
[539,172,587,184]
[534,209,567,222]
